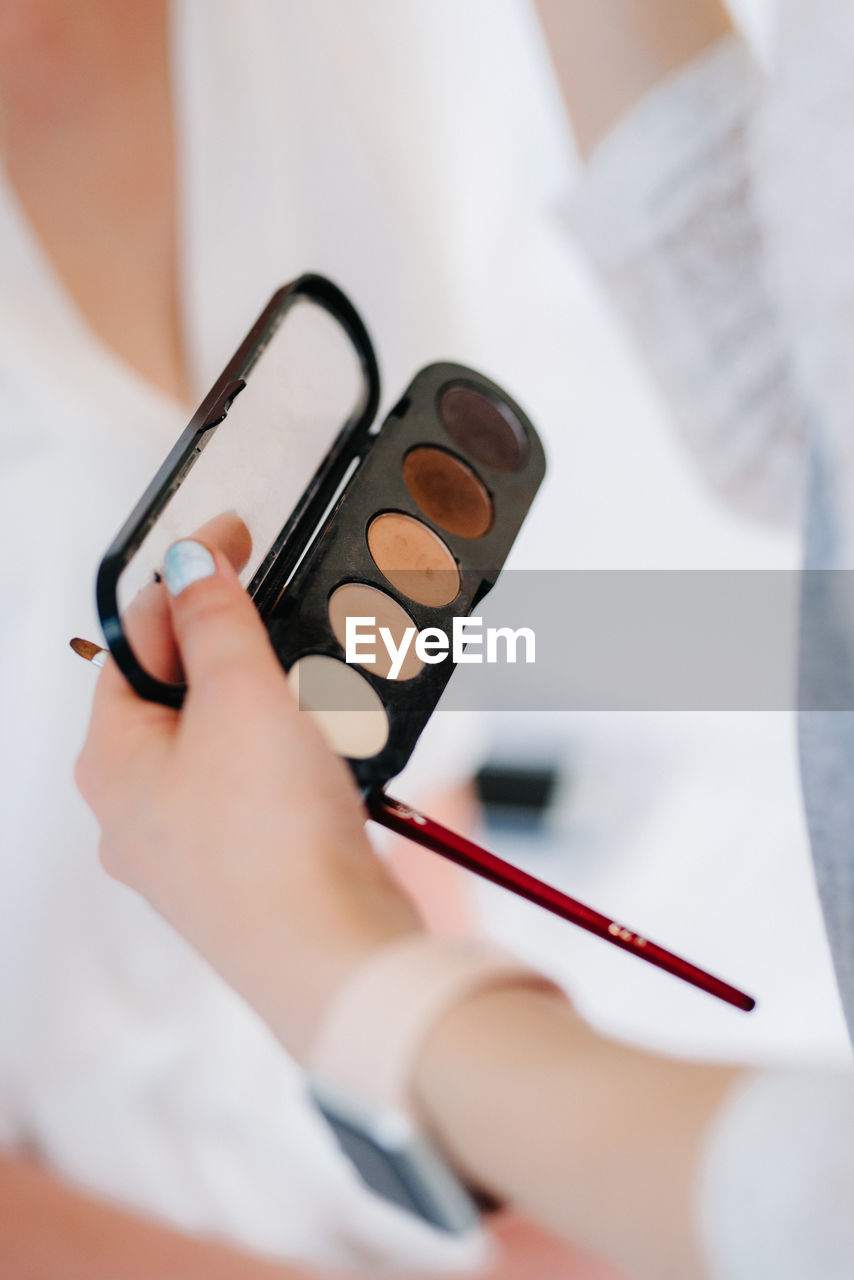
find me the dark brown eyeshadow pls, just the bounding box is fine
[439,384,529,473]
[402,447,493,539]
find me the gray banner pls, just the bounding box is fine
[408,569,854,712]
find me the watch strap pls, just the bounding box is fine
[309,934,560,1114]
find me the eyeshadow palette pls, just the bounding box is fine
[269,363,544,789]
[94,274,759,1015]
[97,274,545,791]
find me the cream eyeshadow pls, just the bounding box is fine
[288,654,389,758]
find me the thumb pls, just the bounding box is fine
[161,539,284,693]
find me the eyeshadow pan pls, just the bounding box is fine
[402,447,493,539]
[328,582,423,680]
[439,384,528,473]
[367,512,461,607]
[288,654,389,758]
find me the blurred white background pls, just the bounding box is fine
[414,0,853,1071]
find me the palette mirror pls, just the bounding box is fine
[98,278,378,703]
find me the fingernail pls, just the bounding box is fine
[162,540,216,597]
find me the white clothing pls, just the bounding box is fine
[700,1071,854,1280]
[568,35,805,527]
[569,4,854,554]
[567,6,854,1277]
[0,0,566,1269]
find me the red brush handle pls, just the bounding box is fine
[368,792,755,1013]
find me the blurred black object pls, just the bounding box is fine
[474,760,559,830]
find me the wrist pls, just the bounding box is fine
[412,983,580,1197]
[304,935,562,1231]
[258,864,424,1061]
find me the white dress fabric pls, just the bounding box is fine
[568,35,805,527]
[0,0,570,1270]
[567,5,854,1276]
[568,3,854,552]
[699,1070,854,1280]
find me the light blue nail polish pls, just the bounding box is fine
[162,540,216,596]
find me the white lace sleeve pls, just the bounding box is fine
[567,36,806,526]
[698,1071,854,1279]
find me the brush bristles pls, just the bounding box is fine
[70,637,106,667]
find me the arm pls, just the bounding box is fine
[1,1152,595,1280]
[416,987,739,1280]
[385,780,480,934]
[0,1154,341,1280]
[532,0,733,157]
[533,2,806,526]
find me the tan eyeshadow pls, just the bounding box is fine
[402,447,493,539]
[328,583,423,680]
[367,513,461,607]
[288,654,389,759]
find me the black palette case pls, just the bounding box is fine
[97,274,545,792]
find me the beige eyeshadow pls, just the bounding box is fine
[367,512,461,607]
[328,583,423,680]
[288,654,389,759]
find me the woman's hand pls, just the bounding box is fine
[76,536,745,1280]
[76,537,421,1059]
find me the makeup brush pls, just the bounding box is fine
[67,635,755,1011]
[70,637,107,667]
[369,791,756,1013]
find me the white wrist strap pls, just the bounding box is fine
[309,934,560,1113]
